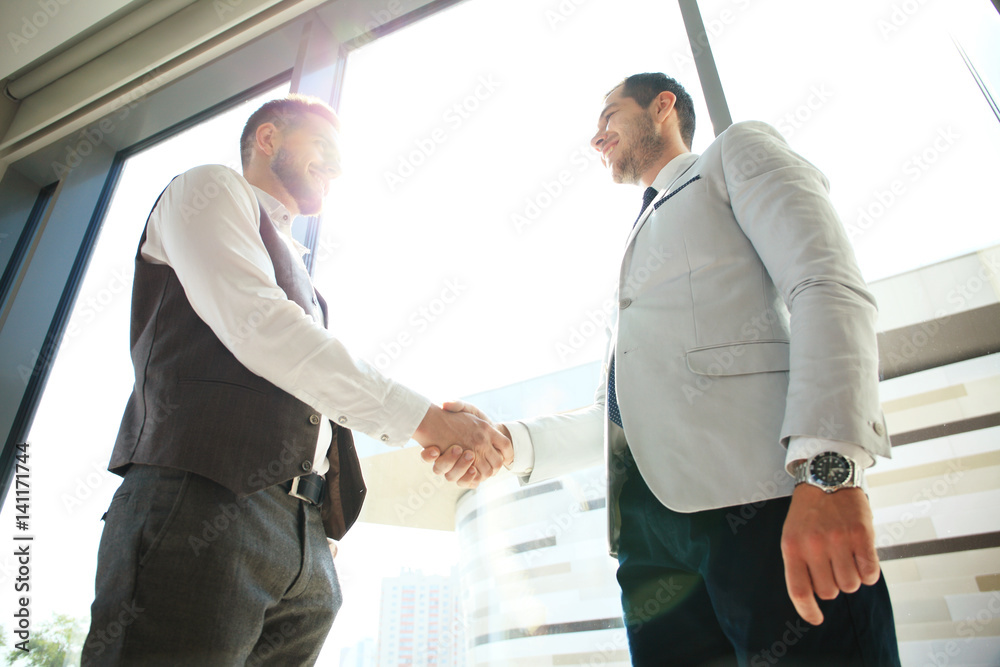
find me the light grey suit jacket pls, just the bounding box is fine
[510,121,890,554]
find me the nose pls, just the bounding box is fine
[590,129,606,153]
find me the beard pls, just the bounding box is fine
[613,112,666,185]
[270,147,324,215]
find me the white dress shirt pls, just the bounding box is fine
[140,165,431,473]
[505,156,874,477]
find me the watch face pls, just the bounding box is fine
[810,453,851,486]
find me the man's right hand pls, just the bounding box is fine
[419,400,509,488]
[412,404,512,482]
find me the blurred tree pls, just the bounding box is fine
[5,615,85,667]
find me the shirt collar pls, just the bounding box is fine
[250,185,311,257]
[650,152,700,194]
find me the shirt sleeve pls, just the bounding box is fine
[503,421,535,474]
[141,165,431,446]
[785,436,875,474]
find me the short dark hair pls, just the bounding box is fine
[611,73,696,149]
[240,95,340,169]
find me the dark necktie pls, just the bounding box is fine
[635,186,659,226]
[609,187,659,427]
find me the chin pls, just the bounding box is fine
[293,191,324,216]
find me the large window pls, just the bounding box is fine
[2,0,998,664]
[695,0,1000,281]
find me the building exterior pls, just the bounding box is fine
[377,569,468,666]
[340,638,376,667]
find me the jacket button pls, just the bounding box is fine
[301,460,312,472]
[380,434,390,442]
[309,414,321,425]
[338,416,348,424]
[873,421,885,436]
[619,298,632,309]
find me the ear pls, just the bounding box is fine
[651,91,677,124]
[254,122,281,158]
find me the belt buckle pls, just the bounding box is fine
[287,475,313,504]
[286,472,324,505]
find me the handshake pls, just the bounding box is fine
[412,400,511,488]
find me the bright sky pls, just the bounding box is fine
[1,0,998,663]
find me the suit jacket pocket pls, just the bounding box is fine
[686,340,789,376]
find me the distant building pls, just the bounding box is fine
[340,637,376,667]
[377,569,467,666]
[453,366,631,666]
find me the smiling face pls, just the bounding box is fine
[590,85,667,186]
[267,111,342,216]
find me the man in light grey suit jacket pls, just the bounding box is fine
[426,73,900,666]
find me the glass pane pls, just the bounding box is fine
[0,82,288,662]
[695,0,1000,282]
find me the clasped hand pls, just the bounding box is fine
[413,401,511,487]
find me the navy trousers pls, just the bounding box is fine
[82,465,340,666]
[616,470,901,667]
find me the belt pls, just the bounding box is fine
[282,472,326,506]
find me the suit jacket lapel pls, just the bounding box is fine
[622,156,700,251]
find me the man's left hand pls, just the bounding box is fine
[781,485,881,626]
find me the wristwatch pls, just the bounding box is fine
[792,451,864,493]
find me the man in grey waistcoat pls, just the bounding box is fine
[82,95,511,666]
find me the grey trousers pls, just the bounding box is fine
[82,465,341,666]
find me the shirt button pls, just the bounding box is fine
[619,298,632,309]
[380,434,390,442]
[873,421,885,436]
[338,416,348,424]
[309,414,321,425]
[301,460,312,472]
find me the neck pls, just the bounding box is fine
[244,164,300,217]
[639,145,687,188]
